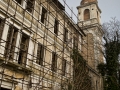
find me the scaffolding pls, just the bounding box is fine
[0,0,103,90]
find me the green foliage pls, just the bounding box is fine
[98,18,120,90]
[98,41,120,90]
[97,63,106,76]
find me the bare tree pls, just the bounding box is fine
[62,49,92,90]
[98,17,120,90]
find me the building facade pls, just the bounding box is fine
[77,0,103,90]
[0,0,103,90]
[0,0,85,90]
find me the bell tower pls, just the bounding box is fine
[77,1,104,90]
[78,0,101,25]
[77,0,103,70]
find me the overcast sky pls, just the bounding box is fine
[59,0,120,24]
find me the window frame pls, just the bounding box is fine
[51,52,57,72]
[54,19,59,35]
[26,0,35,13]
[62,59,66,76]
[84,9,90,20]
[15,0,22,5]
[4,25,18,60]
[73,36,78,49]
[36,43,44,65]
[0,18,4,40]
[41,7,47,24]
[18,33,29,65]
[64,28,68,42]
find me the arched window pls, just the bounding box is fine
[84,9,90,20]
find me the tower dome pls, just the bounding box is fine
[81,0,97,5]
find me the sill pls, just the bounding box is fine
[0,57,32,74]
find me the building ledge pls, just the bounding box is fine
[0,57,32,74]
[86,64,100,76]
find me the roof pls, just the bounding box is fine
[52,0,65,10]
[81,0,97,5]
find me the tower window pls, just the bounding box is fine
[36,43,44,65]
[41,7,47,24]
[84,9,90,20]
[18,33,29,65]
[26,0,34,13]
[51,52,57,72]
[54,19,59,35]
[64,28,68,42]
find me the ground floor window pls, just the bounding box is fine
[1,87,11,90]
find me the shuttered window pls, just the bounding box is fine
[62,59,66,75]
[0,19,4,40]
[54,19,59,35]
[15,0,22,4]
[73,36,78,49]
[36,43,44,65]
[64,28,68,42]
[41,7,47,24]
[1,87,11,90]
[51,52,57,72]
[18,33,29,65]
[26,0,34,13]
[4,25,18,60]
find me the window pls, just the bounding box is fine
[36,43,44,65]
[64,28,68,42]
[0,19,4,40]
[1,87,11,90]
[41,7,47,24]
[18,33,29,65]
[73,36,78,49]
[96,81,98,90]
[4,25,18,60]
[54,19,59,35]
[15,0,22,4]
[51,52,57,72]
[26,0,34,13]
[84,9,90,20]
[62,59,66,75]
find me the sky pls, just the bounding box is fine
[59,0,120,24]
